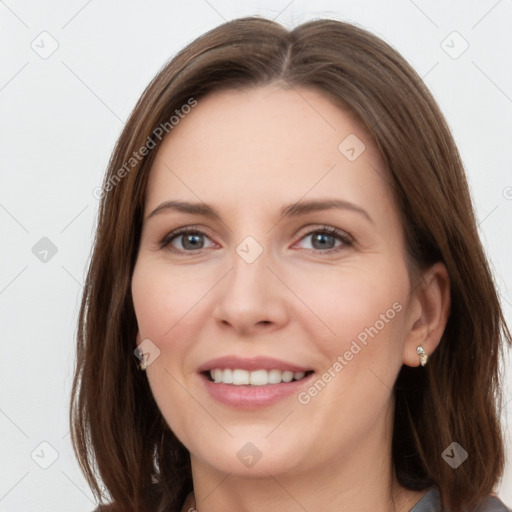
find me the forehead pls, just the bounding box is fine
[144,85,392,218]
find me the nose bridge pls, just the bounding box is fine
[212,232,288,331]
[228,233,272,301]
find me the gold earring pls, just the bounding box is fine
[416,345,428,366]
[135,348,146,371]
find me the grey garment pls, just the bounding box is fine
[410,487,512,512]
[91,486,512,512]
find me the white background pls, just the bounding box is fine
[1,1,511,510]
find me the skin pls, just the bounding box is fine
[131,84,450,512]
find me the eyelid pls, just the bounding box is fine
[294,224,353,242]
[158,225,216,251]
[291,225,354,252]
[158,224,354,254]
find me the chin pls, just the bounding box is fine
[189,434,310,478]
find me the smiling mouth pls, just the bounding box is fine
[203,368,315,386]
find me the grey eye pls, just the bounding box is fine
[176,233,206,250]
[310,233,337,250]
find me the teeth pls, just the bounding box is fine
[268,369,282,384]
[249,369,268,386]
[232,369,249,385]
[282,371,294,383]
[209,368,309,386]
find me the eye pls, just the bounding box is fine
[294,226,353,253]
[159,225,353,254]
[159,228,215,252]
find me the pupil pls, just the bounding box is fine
[183,233,203,250]
[313,233,334,250]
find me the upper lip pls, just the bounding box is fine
[197,356,312,373]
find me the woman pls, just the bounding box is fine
[70,16,511,512]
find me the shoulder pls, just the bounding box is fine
[473,495,512,512]
[410,487,511,512]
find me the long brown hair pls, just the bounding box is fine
[70,16,511,512]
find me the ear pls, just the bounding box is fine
[136,331,141,346]
[402,262,451,367]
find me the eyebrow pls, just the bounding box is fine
[146,198,373,224]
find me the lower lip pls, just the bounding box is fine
[199,372,315,409]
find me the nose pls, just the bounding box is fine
[211,242,290,336]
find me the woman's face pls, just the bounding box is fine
[131,85,417,478]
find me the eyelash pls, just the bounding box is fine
[158,225,353,255]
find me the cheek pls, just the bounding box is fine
[290,262,408,342]
[288,269,408,432]
[286,261,410,396]
[131,261,209,441]
[131,260,219,340]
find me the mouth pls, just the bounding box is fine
[196,355,316,407]
[203,368,315,386]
